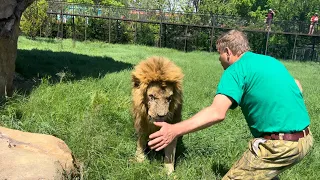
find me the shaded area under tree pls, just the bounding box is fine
[16,49,133,80]
[13,49,133,93]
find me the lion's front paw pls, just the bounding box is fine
[164,163,174,175]
[135,151,146,162]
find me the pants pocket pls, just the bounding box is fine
[251,138,267,157]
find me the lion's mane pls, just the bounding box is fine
[131,56,184,134]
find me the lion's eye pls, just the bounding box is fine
[149,95,155,101]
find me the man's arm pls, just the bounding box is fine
[295,79,303,93]
[148,94,233,151]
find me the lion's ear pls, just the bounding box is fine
[132,75,140,88]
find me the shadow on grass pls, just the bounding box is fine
[14,49,133,93]
[16,49,133,80]
[176,137,187,159]
[211,162,229,178]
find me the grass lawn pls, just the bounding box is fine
[1,36,319,179]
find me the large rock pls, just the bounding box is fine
[0,126,77,180]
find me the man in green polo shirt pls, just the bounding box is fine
[147,29,313,179]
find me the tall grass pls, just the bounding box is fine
[1,36,319,179]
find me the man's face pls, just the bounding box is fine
[218,49,230,70]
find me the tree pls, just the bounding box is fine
[0,0,35,97]
[68,0,126,6]
[193,0,201,12]
[198,0,235,15]
[21,0,48,39]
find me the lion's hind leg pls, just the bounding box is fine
[164,138,177,175]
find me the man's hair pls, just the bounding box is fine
[216,30,250,56]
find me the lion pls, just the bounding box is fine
[131,56,183,174]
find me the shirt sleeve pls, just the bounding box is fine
[216,68,245,109]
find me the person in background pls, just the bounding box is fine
[265,9,275,31]
[148,30,313,179]
[308,13,318,35]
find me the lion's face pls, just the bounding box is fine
[132,57,183,133]
[146,82,173,123]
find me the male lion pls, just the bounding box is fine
[131,56,183,174]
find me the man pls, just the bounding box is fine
[265,9,275,31]
[148,30,313,179]
[308,13,318,35]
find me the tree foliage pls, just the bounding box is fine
[67,0,126,6]
[21,0,48,38]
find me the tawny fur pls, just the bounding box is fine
[131,56,183,134]
[131,56,183,174]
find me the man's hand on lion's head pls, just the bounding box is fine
[148,122,177,151]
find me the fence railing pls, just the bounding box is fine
[47,1,319,35]
[40,1,320,61]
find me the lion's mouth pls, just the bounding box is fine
[155,118,165,122]
[149,116,167,122]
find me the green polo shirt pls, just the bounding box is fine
[216,52,310,137]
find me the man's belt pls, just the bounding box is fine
[263,127,310,141]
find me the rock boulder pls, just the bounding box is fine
[0,126,77,180]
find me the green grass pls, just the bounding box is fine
[1,36,319,179]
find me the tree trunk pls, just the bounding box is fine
[0,0,35,97]
[0,22,19,96]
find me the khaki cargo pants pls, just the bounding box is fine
[222,130,313,180]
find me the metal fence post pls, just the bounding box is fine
[209,12,215,52]
[265,31,271,55]
[85,16,87,41]
[184,25,188,52]
[159,9,163,48]
[292,34,298,60]
[108,7,111,43]
[311,36,316,61]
